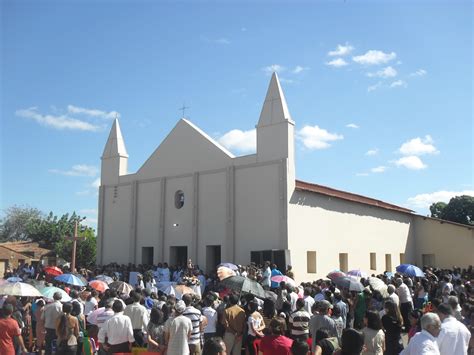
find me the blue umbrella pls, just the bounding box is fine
[54,273,86,286]
[7,276,23,282]
[396,264,425,277]
[40,286,72,302]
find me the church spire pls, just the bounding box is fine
[102,119,128,159]
[257,72,293,127]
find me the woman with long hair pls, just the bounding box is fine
[34,299,46,353]
[381,301,403,355]
[362,310,385,355]
[56,303,80,355]
[147,308,166,353]
[71,301,85,355]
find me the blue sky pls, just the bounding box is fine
[1,0,473,230]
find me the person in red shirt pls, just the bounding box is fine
[0,304,28,355]
[260,316,293,355]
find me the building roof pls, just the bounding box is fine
[0,241,53,259]
[257,72,293,127]
[295,179,414,214]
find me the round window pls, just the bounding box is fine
[175,190,184,209]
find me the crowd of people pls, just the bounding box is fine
[0,259,473,355]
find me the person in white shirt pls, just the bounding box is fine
[401,312,441,355]
[202,295,218,340]
[261,262,271,289]
[387,285,400,307]
[84,290,99,316]
[86,299,115,329]
[436,303,471,355]
[303,288,315,314]
[42,292,63,355]
[395,278,413,332]
[98,300,135,354]
[123,292,149,347]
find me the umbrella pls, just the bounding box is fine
[396,264,425,278]
[264,290,278,302]
[333,276,364,292]
[221,275,266,298]
[44,266,63,277]
[89,280,109,293]
[54,273,86,287]
[0,282,42,297]
[86,307,106,325]
[7,276,23,282]
[217,263,239,271]
[40,286,72,302]
[368,277,389,298]
[109,281,134,295]
[94,275,114,284]
[217,263,238,281]
[271,275,296,287]
[327,270,346,281]
[347,269,368,279]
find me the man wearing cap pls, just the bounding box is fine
[309,300,338,353]
[165,300,193,355]
[42,291,63,355]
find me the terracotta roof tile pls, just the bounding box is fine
[295,179,413,214]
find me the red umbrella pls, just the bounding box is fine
[89,280,109,293]
[44,266,63,277]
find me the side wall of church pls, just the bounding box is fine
[100,184,133,264]
[288,190,414,282]
[413,216,474,268]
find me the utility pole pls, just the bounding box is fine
[71,219,78,273]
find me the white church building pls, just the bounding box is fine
[97,73,473,281]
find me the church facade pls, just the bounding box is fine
[97,73,473,281]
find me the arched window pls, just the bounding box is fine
[175,190,184,209]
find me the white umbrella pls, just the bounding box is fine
[368,277,389,298]
[0,282,42,297]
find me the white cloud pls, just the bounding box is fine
[49,164,99,177]
[215,38,230,45]
[398,135,439,156]
[76,178,101,196]
[371,166,387,173]
[365,149,378,156]
[218,129,256,153]
[356,172,369,177]
[394,156,427,170]
[79,208,98,215]
[346,123,359,129]
[367,66,397,78]
[328,44,354,56]
[353,50,397,65]
[326,58,348,68]
[292,66,309,74]
[16,107,101,131]
[390,80,407,88]
[67,105,119,120]
[367,82,382,92]
[410,69,427,77]
[296,125,343,149]
[91,178,101,189]
[263,64,285,75]
[407,190,474,209]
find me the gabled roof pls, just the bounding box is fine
[295,179,413,214]
[0,241,53,258]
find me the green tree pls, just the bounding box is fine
[0,206,43,241]
[55,226,97,269]
[429,195,474,226]
[429,201,447,219]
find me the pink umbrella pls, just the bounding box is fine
[271,275,296,287]
[327,270,346,280]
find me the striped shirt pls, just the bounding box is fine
[183,306,202,345]
[289,309,311,336]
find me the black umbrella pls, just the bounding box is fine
[221,275,266,298]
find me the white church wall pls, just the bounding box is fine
[163,175,194,264]
[197,171,228,269]
[413,216,474,268]
[135,180,162,264]
[101,184,132,264]
[234,162,284,266]
[288,190,413,282]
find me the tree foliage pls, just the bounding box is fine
[429,195,474,225]
[0,206,97,268]
[0,206,43,241]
